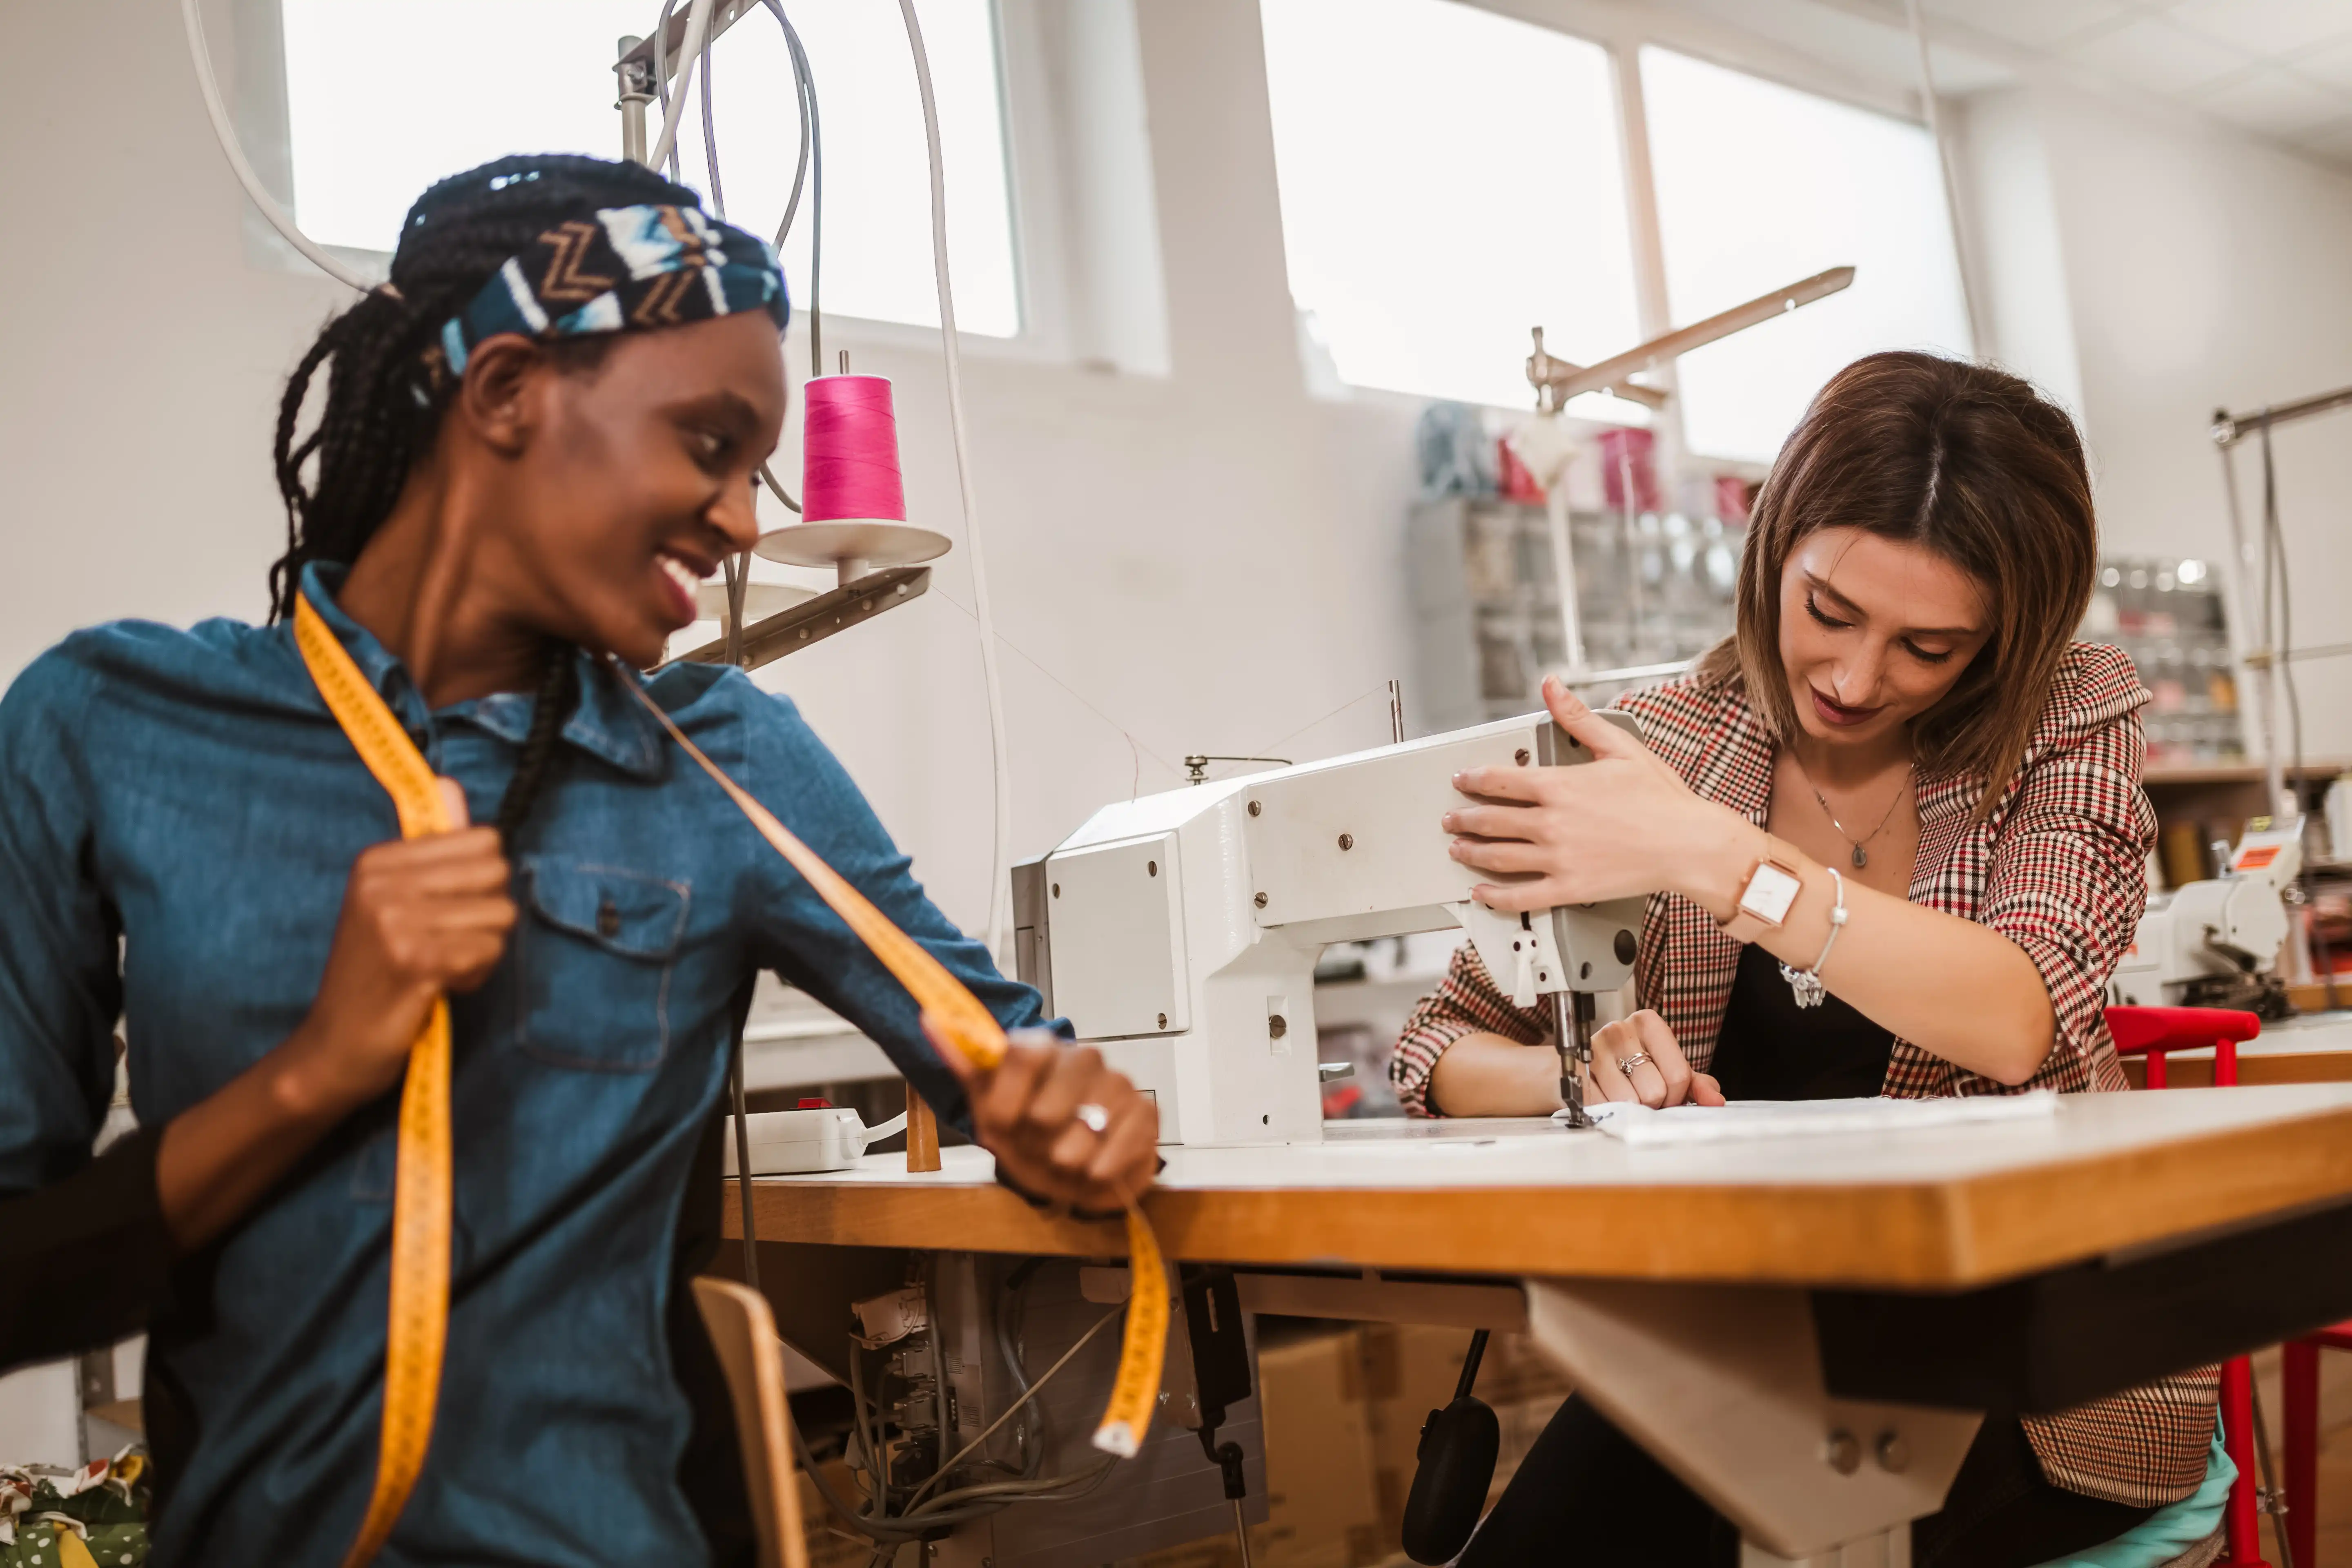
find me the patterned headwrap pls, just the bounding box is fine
[420,202,788,395]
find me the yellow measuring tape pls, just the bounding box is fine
[616,673,1169,1460]
[292,596,454,1567]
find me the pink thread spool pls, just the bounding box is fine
[803,375,907,530]
[760,373,950,586]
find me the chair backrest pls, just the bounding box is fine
[691,1276,812,1568]
[2103,1006,2261,1089]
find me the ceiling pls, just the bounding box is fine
[1650,0,2352,170]
[1929,0,2352,164]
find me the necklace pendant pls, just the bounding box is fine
[1851,845,1868,869]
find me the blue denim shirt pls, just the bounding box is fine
[0,565,1051,1564]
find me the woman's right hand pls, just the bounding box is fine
[283,784,517,1116]
[1588,1009,1724,1109]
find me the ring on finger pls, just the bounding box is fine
[1074,1102,1110,1135]
[1615,1051,1652,1075]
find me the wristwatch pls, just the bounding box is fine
[1721,855,1802,943]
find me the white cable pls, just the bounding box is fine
[1901,0,1983,349]
[180,0,368,292]
[650,0,719,174]
[897,0,1015,963]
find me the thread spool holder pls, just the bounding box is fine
[755,520,950,588]
[763,366,952,588]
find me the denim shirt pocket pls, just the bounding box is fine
[514,857,692,1071]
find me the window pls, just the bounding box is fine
[1258,0,1645,418]
[1641,47,1972,463]
[279,0,1020,336]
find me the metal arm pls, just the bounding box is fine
[1527,267,1855,414]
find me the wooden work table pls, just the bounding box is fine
[731,1085,2352,1563]
[727,1083,2352,1291]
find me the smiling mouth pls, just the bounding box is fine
[655,549,714,625]
[1810,686,1883,726]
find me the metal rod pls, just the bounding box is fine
[2214,385,2352,448]
[728,1046,761,1294]
[663,566,932,671]
[1232,1498,1255,1568]
[617,0,756,82]
[1546,485,1589,678]
[1531,267,1855,408]
[1388,679,1405,745]
[1568,657,1696,686]
[1552,989,1595,1129]
[616,38,652,165]
[2246,641,2352,667]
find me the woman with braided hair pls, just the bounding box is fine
[0,153,1155,1564]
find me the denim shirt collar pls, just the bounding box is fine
[297,562,667,781]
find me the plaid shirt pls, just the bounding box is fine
[1388,641,2215,1507]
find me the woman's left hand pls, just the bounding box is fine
[1446,676,1749,914]
[1588,1009,1724,1108]
[926,1020,1160,1213]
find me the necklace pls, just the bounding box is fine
[1798,761,1912,869]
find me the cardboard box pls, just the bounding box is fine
[1127,1325,1570,1568]
[797,1460,877,1568]
[1131,1326,1385,1568]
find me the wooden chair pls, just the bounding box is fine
[692,1276,813,1568]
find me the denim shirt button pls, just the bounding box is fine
[597,897,621,939]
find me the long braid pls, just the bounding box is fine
[494,646,581,854]
[270,153,698,842]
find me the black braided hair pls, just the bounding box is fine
[270,153,697,850]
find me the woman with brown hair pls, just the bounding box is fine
[1389,352,2212,1564]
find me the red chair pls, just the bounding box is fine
[2108,1005,2271,1567]
[2286,1329,2351,1568]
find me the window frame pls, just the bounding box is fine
[1264,0,1968,460]
[245,0,1081,363]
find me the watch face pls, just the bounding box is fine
[1740,862,1802,925]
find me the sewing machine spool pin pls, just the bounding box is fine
[1554,988,1595,1130]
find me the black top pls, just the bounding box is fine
[1709,943,1895,1100]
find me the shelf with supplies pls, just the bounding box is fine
[2081,554,2245,768]
[1408,495,1742,732]
[2140,761,2351,889]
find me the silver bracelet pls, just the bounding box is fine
[1778,865,1847,1009]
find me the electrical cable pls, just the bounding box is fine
[651,0,685,184]
[806,1303,1126,1541]
[697,21,725,220]
[649,0,717,174]
[2256,417,2337,1012]
[904,1305,1124,1510]
[180,0,368,292]
[773,3,824,374]
[897,0,1015,962]
[1900,0,1983,348]
[791,1404,1112,1541]
[759,0,812,247]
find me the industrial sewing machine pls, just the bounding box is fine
[1011,712,1646,1145]
[2109,816,2304,1018]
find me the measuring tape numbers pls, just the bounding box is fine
[619,672,1170,1463]
[292,596,456,1568]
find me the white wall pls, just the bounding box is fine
[0,0,1428,942]
[1964,80,2352,759]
